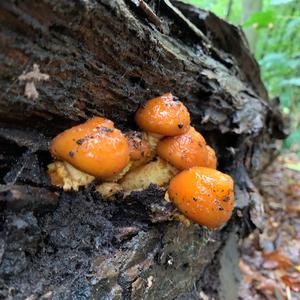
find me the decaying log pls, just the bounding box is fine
[0,1,286,299]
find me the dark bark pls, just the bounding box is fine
[0,1,286,299]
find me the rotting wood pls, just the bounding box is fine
[0,0,287,299]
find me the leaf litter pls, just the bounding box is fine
[239,152,300,300]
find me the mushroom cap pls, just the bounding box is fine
[206,145,217,169]
[126,131,151,161]
[50,117,130,178]
[168,167,234,229]
[135,93,190,136]
[157,127,208,170]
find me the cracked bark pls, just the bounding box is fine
[0,1,286,299]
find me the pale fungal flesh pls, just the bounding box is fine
[120,158,178,192]
[48,161,95,191]
[96,182,123,200]
[105,162,133,182]
[170,213,191,227]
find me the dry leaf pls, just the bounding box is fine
[256,279,285,299]
[286,204,300,214]
[281,274,300,292]
[263,250,292,270]
[294,265,300,272]
[239,154,300,300]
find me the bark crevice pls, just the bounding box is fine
[0,0,286,299]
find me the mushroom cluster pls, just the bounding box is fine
[48,93,234,229]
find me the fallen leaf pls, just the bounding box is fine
[286,204,300,214]
[281,274,300,292]
[263,250,293,269]
[256,279,286,300]
[239,153,300,300]
[240,260,261,278]
[285,163,300,172]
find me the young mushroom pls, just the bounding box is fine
[135,93,190,136]
[48,117,130,190]
[157,127,208,170]
[206,145,217,169]
[168,167,234,229]
[125,131,156,170]
[127,131,151,161]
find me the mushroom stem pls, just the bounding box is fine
[48,161,95,191]
[120,158,178,192]
[96,182,123,200]
[105,162,132,182]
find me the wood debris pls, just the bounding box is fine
[18,64,50,100]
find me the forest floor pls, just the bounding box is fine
[239,152,300,300]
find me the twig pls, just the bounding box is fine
[0,150,32,193]
[134,0,162,28]
[226,0,234,20]
[162,0,210,45]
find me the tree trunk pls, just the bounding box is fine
[0,1,286,299]
[241,0,262,53]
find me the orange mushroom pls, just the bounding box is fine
[168,167,234,229]
[126,131,151,161]
[206,145,217,169]
[157,127,208,170]
[50,117,130,179]
[135,93,190,136]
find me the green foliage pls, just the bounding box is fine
[243,10,275,28]
[285,128,300,149]
[286,162,300,172]
[271,0,294,5]
[182,0,300,154]
[281,78,300,87]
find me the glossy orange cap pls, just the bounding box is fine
[126,131,151,161]
[50,117,130,179]
[168,167,234,229]
[206,145,217,169]
[157,127,208,170]
[135,93,190,136]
